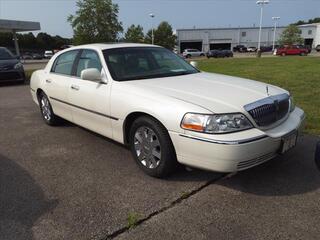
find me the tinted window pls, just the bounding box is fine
[52,50,78,75]
[103,47,198,81]
[76,50,102,77]
[0,48,14,60]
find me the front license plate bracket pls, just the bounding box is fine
[280,130,298,154]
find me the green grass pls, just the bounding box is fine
[197,57,320,135]
[25,69,36,81]
[126,212,140,229]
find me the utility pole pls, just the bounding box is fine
[149,13,155,45]
[256,0,270,56]
[272,16,280,51]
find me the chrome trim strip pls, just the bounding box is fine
[244,93,289,112]
[179,134,268,145]
[49,96,119,121]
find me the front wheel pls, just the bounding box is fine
[129,116,177,178]
[38,92,60,125]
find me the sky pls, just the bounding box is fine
[0,0,319,38]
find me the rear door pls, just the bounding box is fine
[68,49,113,138]
[45,50,80,122]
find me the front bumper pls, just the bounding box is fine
[169,107,305,173]
[0,69,25,83]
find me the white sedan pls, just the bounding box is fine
[30,43,305,178]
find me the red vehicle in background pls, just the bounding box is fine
[275,45,309,56]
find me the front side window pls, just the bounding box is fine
[76,50,102,78]
[52,50,78,75]
[103,47,199,81]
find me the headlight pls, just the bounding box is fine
[290,96,295,112]
[181,113,253,134]
[14,62,23,69]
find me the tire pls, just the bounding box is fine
[186,54,191,59]
[129,116,177,178]
[315,142,320,171]
[281,52,286,57]
[300,52,306,56]
[38,92,60,126]
[200,54,205,57]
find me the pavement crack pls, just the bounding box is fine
[103,174,225,240]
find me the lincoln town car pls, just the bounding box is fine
[30,43,305,177]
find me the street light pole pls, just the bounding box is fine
[256,0,270,52]
[149,13,155,45]
[272,16,280,51]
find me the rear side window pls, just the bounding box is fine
[76,50,102,77]
[51,50,78,75]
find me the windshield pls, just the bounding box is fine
[103,47,199,81]
[0,48,14,60]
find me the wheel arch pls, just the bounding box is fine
[122,111,169,145]
[36,88,45,103]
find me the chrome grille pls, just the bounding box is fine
[244,93,290,127]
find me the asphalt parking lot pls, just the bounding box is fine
[1,84,320,240]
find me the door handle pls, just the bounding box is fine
[46,79,52,83]
[71,85,80,91]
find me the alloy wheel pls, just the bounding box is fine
[134,126,161,169]
[41,95,52,121]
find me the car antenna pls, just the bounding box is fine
[266,85,270,96]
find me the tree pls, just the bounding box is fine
[293,17,320,25]
[145,21,176,50]
[279,25,303,46]
[68,0,123,45]
[124,24,144,43]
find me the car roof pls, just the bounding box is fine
[69,43,160,51]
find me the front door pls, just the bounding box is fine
[68,49,113,138]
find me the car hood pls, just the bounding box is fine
[125,72,287,113]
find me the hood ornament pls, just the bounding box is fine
[266,85,270,96]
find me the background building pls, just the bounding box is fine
[177,23,320,53]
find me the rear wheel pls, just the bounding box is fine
[129,116,177,178]
[300,52,307,56]
[38,92,60,125]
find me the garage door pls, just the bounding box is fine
[210,43,232,50]
[180,41,203,53]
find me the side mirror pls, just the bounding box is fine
[190,61,198,68]
[81,68,102,82]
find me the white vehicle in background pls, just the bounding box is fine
[44,50,54,59]
[182,49,205,58]
[30,43,305,178]
[247,46,257,52]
